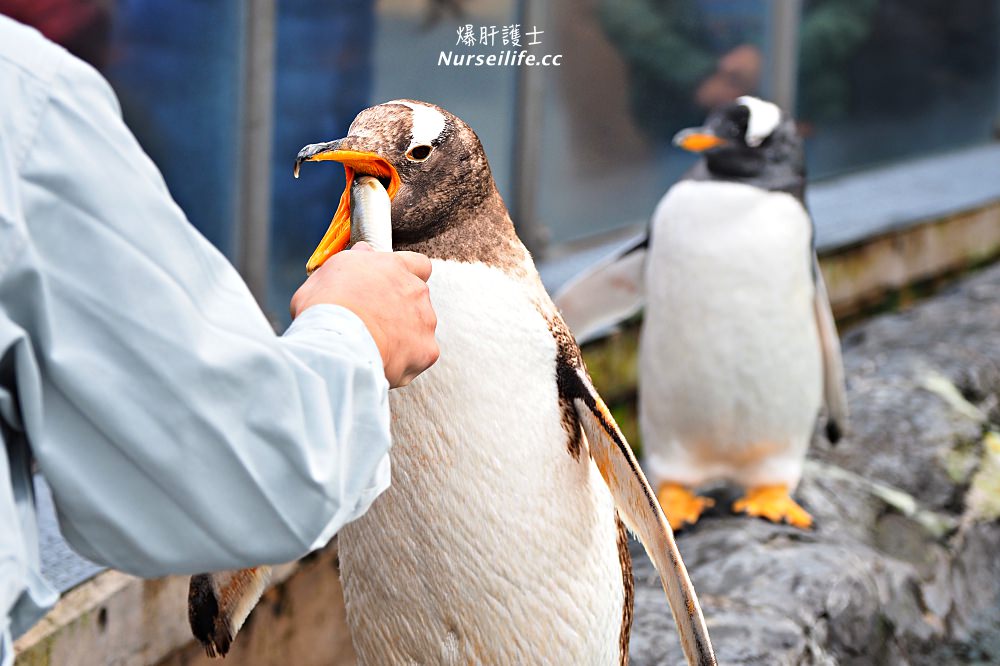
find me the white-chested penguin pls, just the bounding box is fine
[187,100,716,665]
[555,96,848,531]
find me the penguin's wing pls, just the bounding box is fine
[812,255,849,442]
[561,360,716,665]
[189,566,272,657]
[552,233,647,345]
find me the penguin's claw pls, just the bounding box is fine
[733,484,813,529]
[657,482,715,531]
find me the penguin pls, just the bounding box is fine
[188,100,716,665]
[555,96,848,531]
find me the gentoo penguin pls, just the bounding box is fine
[188,100,716,665]
[555,96,848,531]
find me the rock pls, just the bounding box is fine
[966,432,1000,522]
[629,263,1000,665]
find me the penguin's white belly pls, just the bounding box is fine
[640,180,823,489]
[339,259,626,665]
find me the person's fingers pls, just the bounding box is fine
[394,251,433,282]
[351,241,374,252]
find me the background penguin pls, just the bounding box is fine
[188,100,715,665]
[556,96,848,531]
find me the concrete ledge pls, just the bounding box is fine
[542,195,1000,344]
[14,548,355,666]
[808,143,1000,251]
[822,200,1000,319]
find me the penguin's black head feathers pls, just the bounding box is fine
[707,103,753,146]
[675,96,805,194]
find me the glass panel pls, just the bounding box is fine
[104,0,244,257]
[536,0,772,246]
[267,0,375,315]
[372,0,517,197]
[267,0,518,319]
[798,0,1000,179]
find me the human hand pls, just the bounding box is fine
[291,243,439,387]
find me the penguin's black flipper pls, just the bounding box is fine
[188,566,272,658]
[812,255,849,444]
[559,359,716,666]
[553,232,648,345]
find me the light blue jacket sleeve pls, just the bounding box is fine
[0,16,392,585]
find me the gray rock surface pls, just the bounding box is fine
[630,262,1000,665]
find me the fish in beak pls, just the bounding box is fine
[294,139,402,273]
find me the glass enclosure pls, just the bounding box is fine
[535,0,773,244]
[268,0,375,318]
[798,0,1000,178]
[535,0,1000,245]
[7,0,998,321]
[104,0,244,257]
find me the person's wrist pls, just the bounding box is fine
[358,316,391,379]
[338,305,394,380]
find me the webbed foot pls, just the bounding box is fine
[733,484,812,529]
[657,482,715,531]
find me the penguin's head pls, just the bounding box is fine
[295,99,493,272]
[673,96,803,180]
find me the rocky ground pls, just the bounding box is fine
[627,263,1000,665]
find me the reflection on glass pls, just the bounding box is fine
[11,0,996,310]
[104,1,243,256]
[371,0,517,198]
[0,0,111,69]
[799,0,1000,178]
[600,0,768,137]
[536,0,1000,247]
[537,0,769,246]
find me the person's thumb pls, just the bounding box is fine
[351,241,374,252]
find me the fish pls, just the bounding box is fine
[349,175,392,252]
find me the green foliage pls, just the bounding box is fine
[581,325,642,455]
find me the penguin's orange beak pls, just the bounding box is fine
[672,127,728,153]
[294,140,401,273]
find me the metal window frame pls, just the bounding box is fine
[234,0,277,306]
[766,0,802,112]
[510,0,550,259]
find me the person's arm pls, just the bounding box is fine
[9,31,415,576]
[597,0,716,91]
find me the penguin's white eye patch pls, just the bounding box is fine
[737,95,781,147]
[406,144,433,162]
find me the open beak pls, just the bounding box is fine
[294,139,401,273]
[672,127,728,153]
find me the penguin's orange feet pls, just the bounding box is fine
[657,482,715,531]
[733,484,813,529]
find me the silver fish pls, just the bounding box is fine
[349,175,392,252]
